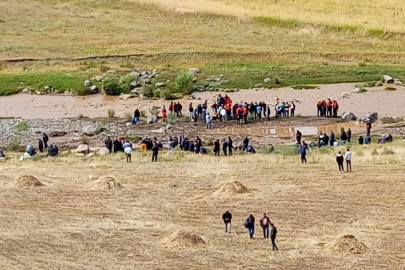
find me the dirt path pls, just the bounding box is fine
[1,83,405,119]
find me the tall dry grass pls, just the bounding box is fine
[0,145,405,268]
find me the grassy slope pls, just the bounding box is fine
[1,0,405,94]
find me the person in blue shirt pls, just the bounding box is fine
[300,141,307,164]
[256,103,262,121]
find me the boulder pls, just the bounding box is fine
[255,83,262,88]
[82,125,100,136]
[147,115,158,124]
[341,111,357,121]
[166,124,173,130]
[118,94,134,100]
[130,81,141,88]
[84,80,92,86]
[352,87,361,93]
[155,82,166,88]
[263,78,271,83]
[22,87,30,93]
[89,85,98,94]
[87,153,94,157]
[383,75,394,84]
[75,144,89,154]
[95,76,104,82]
[99,147,110,155]
[189,68,200,74]
[44,86,50,91]
[340,92,351,98]
[358,112,378,123]
[36,91,45,95]
[126,122,132,127]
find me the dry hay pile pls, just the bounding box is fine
[84,176,123,190]
[162,230,206,248]
[213,181,248,195]
[328,235,367,255]
[8,175,45,188]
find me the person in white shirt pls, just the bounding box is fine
[344,148,352,172]
[124,145,132,163]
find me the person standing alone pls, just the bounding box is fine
[336,151,344,173]
[222,211,232,234]
[260,213,271,238]
[152,141,159,162]
[345,148,352,172]
[43,132,49,149]
[300,141,307,164]
[270,223,278,251]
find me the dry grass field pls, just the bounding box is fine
[1,144,405,269]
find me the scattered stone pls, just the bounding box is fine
[263,78,271,83]
[341,111,357,121]
[82,125,100,136]
[155,82,166,87]
[36,91,45,95]
[126,122,132,127]
[107,70,116,74]
[352,87,361,93]
[189,67,201,74]
[219,74,224,78]
[64,91,70,94]
[76,153,86,157]
[130,71,140,79]
[358,112,378,123]
[87,153,94,157]
[84,80,92,86]
[118,94,135,100]
[84,176,123,190]
[95,75,104,82]
[341,92,351,98]
[49,131,67,137]
[99,147,110,155]
[22,87,30,93]
[383,75,394,84]
[89,85,98,94]
[75,144,89,154]
[192,77,198,83]
[130,81,141,88]
[255,83,263,88]
[44,86,50,91]
[166,124,173,130]
[147,115,158,124]
[166,80,171,83]
[166,150,175,157]
[328,235,366,255]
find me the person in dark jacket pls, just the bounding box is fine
[267,105,271,121]
[322,133,329,146]
[222,139,228,156]
[358,136,364,145]
[270,223,278,251]
[105,137,113,153]
[38,139,44,153]
[336,151,344,173]
[300,141,307,163]
[330,131,335,146]
[195,136,202,154]
[152,142,159,162]
[214,139,220,156]
[176,102,183,117]
[43,132,49,149]
[227,137,233,156]
[222,211,232,234]
[347,128,352,143]
[260,213,271,239]
[296,130,302,145]
[189,141,195,152]
[341,130,348,144]
[244,214,255,239]
[134,109,141,124]
[243,136,249,152]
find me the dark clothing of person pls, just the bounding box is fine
[337,155,344,171]
[358,136,364,145]
[189,142,195,152]
[152,143,159,162]
[346,160,351,172]
[245,216,255,238]
[341,132,348,141]
[47,145,59,157]
[43,134,49,149]
[270,226,278,250]
[134,110,141,118]
[243,138,249,151]
[228,139,233,156]
[260,217,271,238]
[214,141,220,156]
[300,145,307,163]
[296,131,302,145]
[38,140,44,153]
[322,134,329,146]
[0,149,5,158]
[195,138,202,154]
[347,129,352,142]
[113,139,123,152]
[387,134,393,142]
[105,139,112,153]
[330,133,335,146]
[222,211,232,233]
[222,141,228,156]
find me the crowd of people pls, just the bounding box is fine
[222,211,278,251]
[316,99,340,118]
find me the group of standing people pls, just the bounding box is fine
[222,211,278,251]
[213,137,233,156]
[316,99,339,118]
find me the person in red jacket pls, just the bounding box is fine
[332,100,339,118]
[326,99,332,118]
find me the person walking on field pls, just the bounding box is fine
[244,214,255,239]
[300,141,307,164]
[270,223,278,251]
[214,139,220,156]
[38,139,44,153]
[345,148,352,172]
[336,151,344,173]
[222,211,232,234]
[151,142,159,162]
[124,143,132,163]
[260,213,271,239]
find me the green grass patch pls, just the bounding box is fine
[367,29,385,37]
[253,16,299,28]
[15,121,29,132]
[290,85,318,90]
[385,87,397,91]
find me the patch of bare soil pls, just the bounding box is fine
[162,230,206,248]
[328,235,367,255]
[213,181,248,195]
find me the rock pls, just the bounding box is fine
[358,112,378,123]
[353,87,361,93]
[383,75,394,84]
[99,147,110,155]
[131,88,142,94]
[44,86,50,91]
[166,124,173,130]
[194,85,205,91]
[87,153,94,157]
[118,94,135,100]
[49,131,67,137]
[76,153,85,157]
[193,77,198,83]
[221,79,229,84]
[36,91,45,95]
[107,70,116,74]
[89,85,98,94]
[23,152,32,159]
[255,83,262,88]
[263,78,271,83]
[152,69,157,75]
[189,67,200,74]
[341,111,357,121]
[130,71,140,79]
[84,80,92,86]
[75,144,89,154]
[126,122,132,127]
[167,80,171,83]
[219,74,224,78]
[147,115,158,124]
[142,78,151,84]
[64,90,70,94]
[95,75,104,82]
[0,157,5,162]
[22,87,30,93]
[130,81,141,88]
[82,125,100,136]
[155,82,166,87]
[141,71,149,76]
[166,150,176,157]
[341,92,351,98]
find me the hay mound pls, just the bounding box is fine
[84,176,123,190]
[328,235,366,254]
[214,181,248,195]
[10,175,45,188]
[162,230,206,247]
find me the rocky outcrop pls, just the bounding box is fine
[341,111,357,121]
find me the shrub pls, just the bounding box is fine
[141,82,155,98]
[371,148,379,156]
[7,137,20,151]
[81,135,89,144]
[108,109,115,118]
[120,74,133,94]
[384,87,397,91]
[15,121,29,132]
[381,148,394,155]
[175,72,194,95]
[99,65,111,72]
[103,76,122,95]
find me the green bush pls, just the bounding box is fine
[15,121,29,132]
[103,76,122,95]
[175,72,194,95]
[8,137,21,151]
[141,82,155,98]
[381,148,394,155]
[371,148,379,156]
